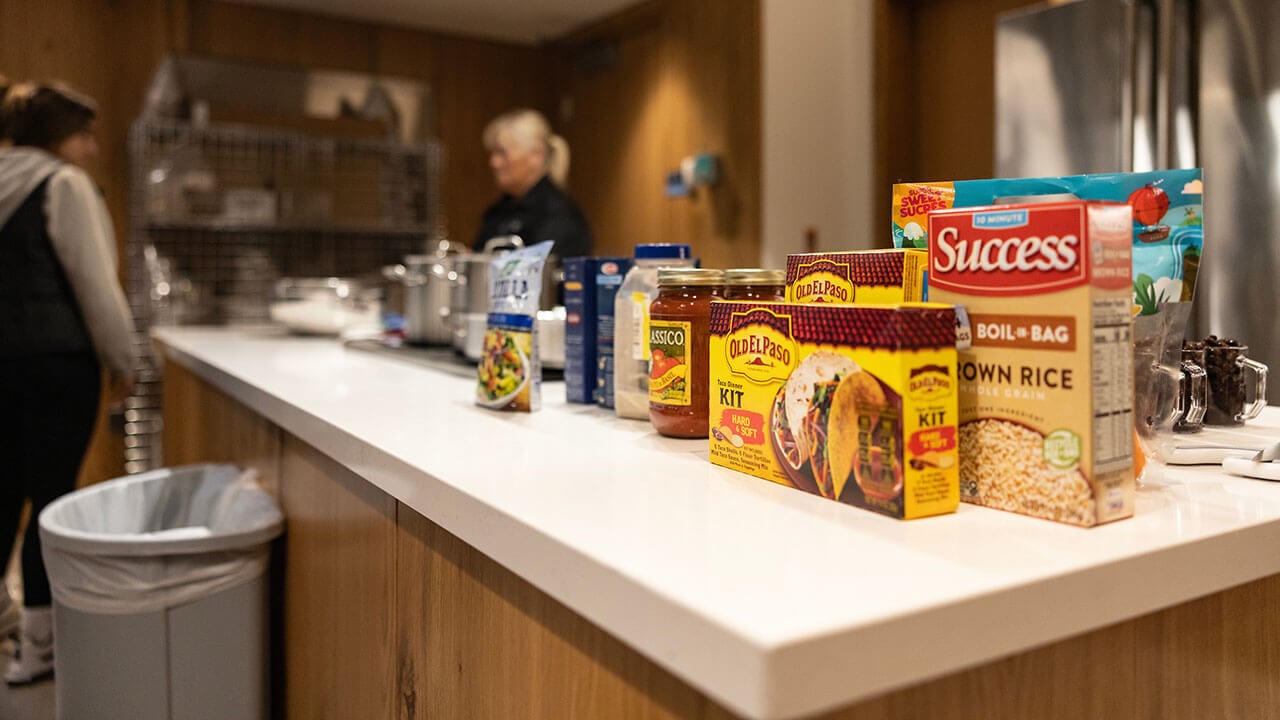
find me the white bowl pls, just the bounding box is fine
[475,342,530,408]
[269,298,380,336]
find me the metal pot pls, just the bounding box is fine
[451,253,494,319]
[383,255,458,346]
[449,255,491,355]
[449,236,523,354]
[448,236,565,362]
[537,306,566,369]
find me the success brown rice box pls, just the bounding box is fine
[927,201,1135,527]
[708,301,959,520]
[785,249,928,304]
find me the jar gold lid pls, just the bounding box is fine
[657,268,725,286]
[724,268,785,286]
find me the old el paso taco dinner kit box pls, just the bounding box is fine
[709,301,959,520]
[785,249,928,304]
[928,200,1135,527]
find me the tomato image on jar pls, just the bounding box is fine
[650,348,687,401]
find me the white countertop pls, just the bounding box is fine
[155,327,1280,720]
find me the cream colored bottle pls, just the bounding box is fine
[612,244,695,419]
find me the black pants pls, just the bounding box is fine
[0,352,101,607]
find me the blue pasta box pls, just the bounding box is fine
[594,257,632,408]
[564,257,624,404]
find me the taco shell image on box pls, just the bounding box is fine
[926,201,1135,527]
[708,302,959,520]
[785,249,929,304]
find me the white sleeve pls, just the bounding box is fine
[44,167,138,381]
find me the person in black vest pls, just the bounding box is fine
[0,83,136,684]
[473,108,593,259]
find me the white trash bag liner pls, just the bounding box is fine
[39,464,283,615]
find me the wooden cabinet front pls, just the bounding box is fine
[279,437,398,718]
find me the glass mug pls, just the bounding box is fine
[1173,347,1208,433]
[1135,359,1206,461]
[1203,343,1268,426]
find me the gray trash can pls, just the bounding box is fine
[38,464,283,720]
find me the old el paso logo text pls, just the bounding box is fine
[931,206,1085,293]
[728,332,792,366]
[793,276,851,303]
[792,260,852,302]
[908,364,952,400]
[726,310,796,383]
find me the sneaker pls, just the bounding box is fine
[5,607,53,685]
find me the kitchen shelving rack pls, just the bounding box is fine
[123,118,440,473]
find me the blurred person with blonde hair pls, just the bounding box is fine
[0,82,136,683]
[473,108,593,259]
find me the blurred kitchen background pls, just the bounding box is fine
[2,0,1274,480]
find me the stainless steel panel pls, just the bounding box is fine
[1155,0,1198,169]
[996,0,1132,176]
[1197,0,1280,401]
[1131,0,1157,171]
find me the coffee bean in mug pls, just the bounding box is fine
[1202,336,1268,426]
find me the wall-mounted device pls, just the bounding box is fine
[665,153,720,198]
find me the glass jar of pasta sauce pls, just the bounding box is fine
[723,268,785,301]
[648,268,725,438]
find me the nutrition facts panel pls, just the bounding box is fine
[1092,298,1133,469]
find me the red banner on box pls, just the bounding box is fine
[909,426,956,455]
[717,409,766,446]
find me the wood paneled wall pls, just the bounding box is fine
[550,0,762,270]
[0,0,173,242]
[0,0,177,484]
[874,0,1038,236]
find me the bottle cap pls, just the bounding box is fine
[657,268,724,286]
[724,268,785,286]
[634,243,693,260]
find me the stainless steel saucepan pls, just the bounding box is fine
[448,236,566,367]
[383,255,458,346]
[450,236,524,358]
